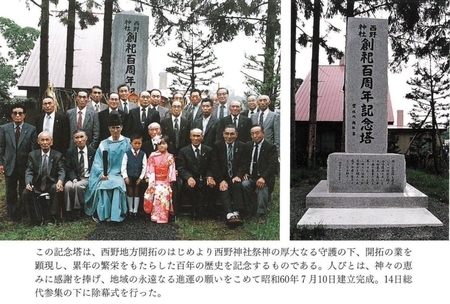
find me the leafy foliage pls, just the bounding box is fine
[165,31,224,91]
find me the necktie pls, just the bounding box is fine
[15,124,20,145]
[195,147,201,162]
[174,118,180,148]
[227,143,233,178]
[233,116,237,128]
[123,102,128,114]
[95,104,99,112]
[79,150,85,178]
[259,111,264,126]
[77,111,83,129]
[142,108,147,122]
[134,150,138,158]
[252,144,258,176]
[44,114,51,132]
[153,141,157,151]
[41,154,48,191]
[219,105,225,119]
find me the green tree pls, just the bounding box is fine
[165,31,224,91]
[406,56,450,173]
[0,17,39,99]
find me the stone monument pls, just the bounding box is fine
[297,17,443,229]
[110,11,149,94]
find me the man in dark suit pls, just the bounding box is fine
[0,104,38,221]
[160,100,191,157]
[177,128,216,220]
[142,122,164,157]
[34,96,70,154]
[98,92,130,140]
[117,84,138,114]
[190,98,221,147]
[66,90,100,149]
[242,125,278,224]
[211,124,247,228]
[22,131,65,225]
[184,89,203,121]
[241,95,259,118]
[64,129,96,221]
[128,90,160,143]
[218,100,252,143]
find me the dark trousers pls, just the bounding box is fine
[22,183,63,224]
[183,178,215,219]
[5,167,26,220]
[219,178,245,215]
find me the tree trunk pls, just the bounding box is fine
[64,0,76,112]
[101,0,114,94]
[39,0,50,106]
[263,0,277,110]
[291,0,297,169]
[307,0,320,168]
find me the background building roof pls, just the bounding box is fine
[295,64,395,124]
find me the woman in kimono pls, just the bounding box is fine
[85,111,131,222]
[143,135,176,223]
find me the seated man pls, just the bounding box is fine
[211,125,247,228]
[242,125,278,224]
[64,129,96,221]
[177,128,216,220]
[22,131,65,225]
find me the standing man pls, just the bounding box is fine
[22,131,65,225]
[218,100,252,143]
[86,85,108,113]
[177,128,216,220]
[251,94,280,153]
[128,90,160,143]
[190,98,220,147]
[66,90,100,149]
[98,92,129,141]
[149,88,170,120]
[211,125,247,228]
[242,125,278,224]
[0,104,38,221]
[64,129,96,221]
[212,87,230,119]
[160,100,191,157]
[34,96,70,154]
[117,84,138,114]
[242,95,259,118]
[185,89,203,121]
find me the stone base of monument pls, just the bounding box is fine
[297,180,443,229]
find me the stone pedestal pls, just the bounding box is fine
[297,17,442,230]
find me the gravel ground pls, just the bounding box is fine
[85,215,180,241]
[290,183,449,240]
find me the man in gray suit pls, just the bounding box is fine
[0,104,38,221]
[66,90,100,149]
[86,85,108,113]
[149,88,169,120]
[251,95,280,154]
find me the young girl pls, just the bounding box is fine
[143,135,176,223]
[121,134,147,219]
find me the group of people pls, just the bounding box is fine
[0,84,280,228]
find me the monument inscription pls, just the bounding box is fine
[345,18,388,154]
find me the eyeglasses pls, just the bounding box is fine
[217,93,228,96]
[12,111,24,116]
